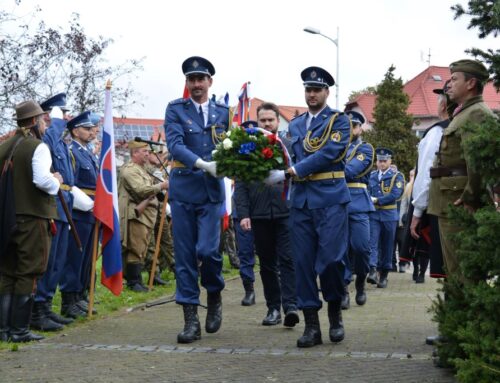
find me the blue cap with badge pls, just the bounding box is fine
[67,111,93,130]
[241,120,258,129]
[375,147,393,161]
[40,93,69,112]
[301,66,335,88]
[346,110,365,125]
[182,56,215,77]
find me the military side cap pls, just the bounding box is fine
[67,111,93,130]
[241,120,258,129]
[449,59,489,82]
[89,113,101,126]
[182,56,215,77]
[128,139,148,149]
[376,147,393,160]
[301,66,335,88]
[433,79,451,95]
[346,110,365,125]
[40,93,68,112]
[14,100,45,120]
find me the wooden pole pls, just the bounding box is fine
[88,220,100,318]
[148,192,168,289]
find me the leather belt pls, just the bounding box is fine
[59,184,72,191]
[80,188,96,196]
[171,160,186,169]
[430,166,467,179]
[347,182,367,189]
[376,204,397,210]
[295,171,345,182]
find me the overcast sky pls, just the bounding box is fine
[3,0,497,119]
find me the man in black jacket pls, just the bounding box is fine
[234,102,299,327]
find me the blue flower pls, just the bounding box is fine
[238,142,256,154]
[245,128,258,135]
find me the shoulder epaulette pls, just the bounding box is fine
[214,101,229,110]
[291,111,307,120]
[168,98,187,106]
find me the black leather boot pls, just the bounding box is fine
[44,298,73,325]
[241,280,255,306]
[177,304,201,343]
[61,292,87,319]
[75,292,97,315]
[30,301,63,332]
[412,258,419,281]
[153,274,170,286]
[206,292,222,333]
[0,294,12,342]
[341,286,350,310]
[297,308,322,348]
[10,295,44,343]
[328,300,345,343]
[367,267,378,284]
[355,275,367,306]
[126,263,149,292]
[377,270,389,288]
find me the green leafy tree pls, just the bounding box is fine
[348,86,377,102]
[364,65,418,177]
[451,0,500,90]
[0,8,144,133]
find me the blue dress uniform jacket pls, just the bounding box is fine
[60,141,99,294]
[368,169,404,270]
[165,98,228,204]
[165,98,230,305]
[36,117,74,302]
[288,106,351,309]
[344,138,375,281]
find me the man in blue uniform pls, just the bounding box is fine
[30,93,75,331]
[165,56,229,343]
[59,111,99,318]
[367,148,404,288]
[265,66,351,348]
[343,111,375,306]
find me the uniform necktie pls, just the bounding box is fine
[198,105,205,126]
[307,116,316,130]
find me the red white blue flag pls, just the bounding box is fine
[236,82,250,125]
[94,86,123,296]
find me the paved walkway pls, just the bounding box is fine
[0,272,456,382]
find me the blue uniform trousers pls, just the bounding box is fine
[348,212,371,278]
[289,204,348,309]
[252,218,297,313]
[369,218,397,271]
[171,200,225,305]
[234,219,255,283]
[60,219,95,293]
[34,220,69,302]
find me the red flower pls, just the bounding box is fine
[267,134,277,145]
[261,147,273,159]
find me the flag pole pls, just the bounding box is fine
[148,190,169,289]
[87,220,100,318]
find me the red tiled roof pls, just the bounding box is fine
[345,93,377,123]
[113,117,164,126]
[346,66,500,122]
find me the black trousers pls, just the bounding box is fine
[252,218,297,313]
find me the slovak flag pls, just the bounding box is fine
[236,82,250,125]
[94,85,123,296]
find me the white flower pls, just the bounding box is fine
[226,130,232,137]
[212,149,218,156]
[249,135,257,141]
[222,138,233,149]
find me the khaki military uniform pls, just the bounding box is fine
[118,162,161,264]
[144,206,175,275]
[428,95,495,275]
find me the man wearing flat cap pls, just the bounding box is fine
[428,59,496,278]
[0,100,63,342]
[265,66,351,348]
[165,56,230,343]
[118,140,168,292]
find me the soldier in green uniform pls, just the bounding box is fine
[428,59,496,277]
[0,101,62,342]
[118,140,168,292]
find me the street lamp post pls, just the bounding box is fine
[303,26,340,110]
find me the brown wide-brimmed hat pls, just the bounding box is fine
[14,100,45,120]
